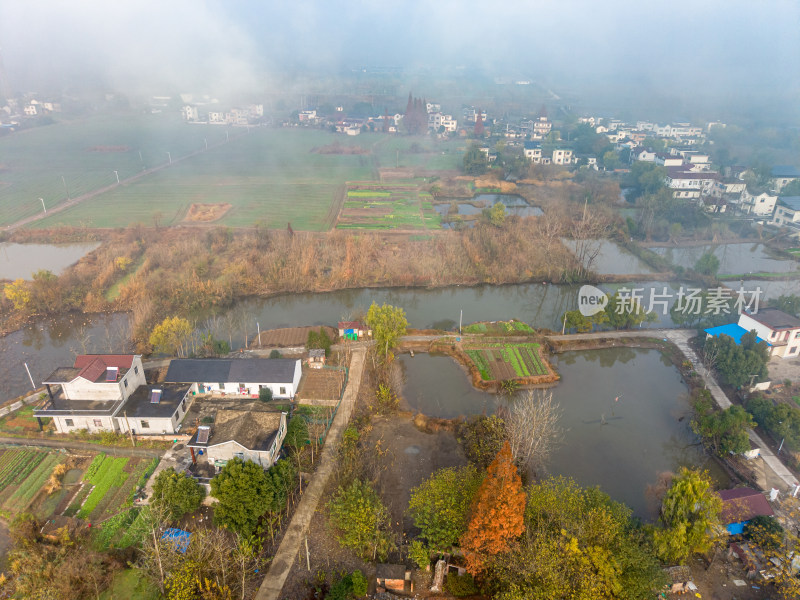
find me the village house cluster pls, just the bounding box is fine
[0,96,62,129]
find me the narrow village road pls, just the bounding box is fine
[0,435,163,458]
[254,347,366,600]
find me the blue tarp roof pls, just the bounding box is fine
[161,528,191,553]
[704,323,770,346]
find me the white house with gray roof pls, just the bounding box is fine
[163,358,301,399]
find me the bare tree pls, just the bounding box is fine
[504,389,563,478]
[701,340,719,389]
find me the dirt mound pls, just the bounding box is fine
[183,203,232,222]
[312,144,368,155]
[86,145,130,153]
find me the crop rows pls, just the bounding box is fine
[78,455,130,519]
[464,343,548,380]
[465,349,492,380]
[5,453,62,512]
[0,450,47,490]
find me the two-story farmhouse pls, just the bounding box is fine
[34,354,193,434]
[738,308,800,359]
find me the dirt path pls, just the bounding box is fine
[0,435,164,458]
[254,347,366,600]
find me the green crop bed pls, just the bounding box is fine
[463,342,548,380]
[78,455,130,519]
[0,449,47,490]
[5,453,62,512]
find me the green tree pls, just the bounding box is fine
[366,302,408,359]
[151,468,206,522]
[491,476,666,600]
[691,390,755,457]
[694,252,720,276]
[463,143,489,176]
[653,468,722,564]
[487,202,507,227]
[4,278,31,311]
[457,415,508,470]
[149,316,193,357]
[560,309,608,333]
[779,179,800,196]
[774,293,800,317]
[601,150,621,171]
[210,457,273,537]
[704,331,769,387]
[328,479,395,561]
[408,465,484,552]
[604,292,657,330]
[627,162,667,199]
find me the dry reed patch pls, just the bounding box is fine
[183,203,232,222]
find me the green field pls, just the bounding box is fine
[29,127,380,230]
[0,114,229,227]
[1,117,465,230]
[337,183,442,230]
[0,448,63,518]
[462,320,535,335]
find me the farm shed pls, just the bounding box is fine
[719,487,774,535]
[163,358,301,399]
[376,563,410,593]
[307,348,326,368]
[186,409,287,470]
[337,321,371,341]
[116,383,193,435]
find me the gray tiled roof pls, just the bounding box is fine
[163,358,297,384]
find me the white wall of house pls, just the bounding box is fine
[772,205,800,226]
[54,415,117,434]
[738,314,800,358]
[61,357,146,401]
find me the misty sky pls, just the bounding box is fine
[1,0,798,109]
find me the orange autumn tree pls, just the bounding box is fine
[460,440,526,575]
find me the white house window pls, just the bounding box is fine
[93,419,102,427]
[124,379,128,389]
[234,452,244,460]
[141,420,150,429]
[65,419,74,427]
[280,387,286,395]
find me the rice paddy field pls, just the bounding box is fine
[3,114,462,231]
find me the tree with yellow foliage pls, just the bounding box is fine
[460,441,526,575]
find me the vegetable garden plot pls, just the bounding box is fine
[463,342,550,381]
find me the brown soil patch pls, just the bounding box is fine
[250,325,337,348]
[296,369,346,402]
[86,146,130,153]
[183,203,233,223]
[312,144,369,155]
[2,416,40,431]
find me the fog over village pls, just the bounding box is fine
[0,1,800,599]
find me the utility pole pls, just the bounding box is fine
[459,309,462,335]
[39,198,46,214]
[62,175,69,199]
[257,322,261,348]
[24,362,36,390]
[113,170,120,184]
[166,151,172,164]
[562,312,567,335]
[123,410,136,447]
[204,138,208,150]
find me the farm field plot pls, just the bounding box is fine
[462,319,535,335]
[337,184,441,230]
[250,325,337,348]
[296,368,347,402]
[0,113,228,227]
[31,128,378,231]
[464,342,550,381]
[0,447,64,517]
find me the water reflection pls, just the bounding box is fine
[0,243,100,280]
[652,243,799,275]
[398,348,728,519]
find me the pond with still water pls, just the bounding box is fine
[398,348,727,519]
[0,242,100,280]
[434,194,544,218]
[651,243,800,276]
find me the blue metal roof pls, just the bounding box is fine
[771,165,800,178]
[704,323,770,346]
[778,196,800,211]
[523,141,541,150]
[161,528,191,553]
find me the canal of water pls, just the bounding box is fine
[0,242,100,280]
